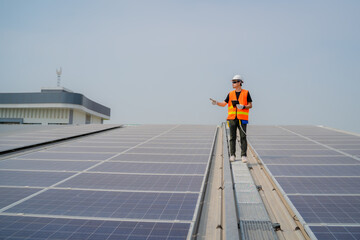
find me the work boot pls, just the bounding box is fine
[241,156,248,163]
[230,155,235,162]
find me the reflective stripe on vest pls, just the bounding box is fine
[227,89,249,120]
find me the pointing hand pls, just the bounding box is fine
[210,98,217,105]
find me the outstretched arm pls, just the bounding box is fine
[210,98,227,107]
[216,101,227,107]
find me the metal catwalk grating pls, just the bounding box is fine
[236,203,271,222]
[235,191,263,204]
[240,220,278,240]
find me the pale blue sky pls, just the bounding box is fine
[1,0,359,133]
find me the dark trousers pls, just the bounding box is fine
[228,119,247,157]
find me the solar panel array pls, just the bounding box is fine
[0,124,121,153]
[0,124,217,240]
[248,125,360,240]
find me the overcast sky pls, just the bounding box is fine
[1,0,359,133]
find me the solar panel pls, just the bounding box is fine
[0,124,121,153]
[267,165,360,176]
[146,139,213,144]
[0,216,190,240]
[127,147,210,155]
[16,152,116,161]
[0,171,74,187]
[342,149,360,156]
[46,146,130,153]
[248,125,360,240]
[276,177,360,194]
[309,226,360,240]
[84,138,148,142]
[248,140,311,145]
[5,189,198,220]
[250,144,328,150]
[255,149,339,156]
[140,143,213,149]
[0,124,217,239]
[90,162,207,175]
[0,160,96,171]
[111,153,209,163]
[0,187,40,208]
[258,156,359,165]
[288,195,360,224]
[58,173,203,192]
[70,141,139,147]
[326,144,360,150]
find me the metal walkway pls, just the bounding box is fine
[223,123,279,240]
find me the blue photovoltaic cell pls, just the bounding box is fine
[84,138,147,143]
[0,216,190,240]
[327,144,360,150]
[16,152,116,161]
[90,162,207,175]
[111,153,209,163]
[0,171,74,187]
[70,141,139,147]
[58,173,203,192]
[267,165,360,176]
[140,143,213,149]
[127,147,210,155]
[309,226,360,240]
[5,189,198,221]
[250,144,327,150]
[147,139,213,144]
[342,149,360,156]
[249,140,311,145]
[255,149,339,156]
[276,177,360,194]
[45,146,129,153]
[258,156,359,165]
[0,160,97,171]
[157,135,212,139]
[248,136,303,140]
[317,141,360,147]
[0,187,40,208]
[288,195,360,224]
[304,136,359,141]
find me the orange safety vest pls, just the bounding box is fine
[227,89,249,120]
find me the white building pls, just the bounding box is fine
[0,87,110,125]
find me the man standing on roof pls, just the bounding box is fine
[210,75,253,163]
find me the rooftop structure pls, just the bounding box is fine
[0,87,110,125]
[0,124,359,239]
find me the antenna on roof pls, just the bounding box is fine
[56,67,62,87]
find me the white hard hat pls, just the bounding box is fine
[232,74,243,82]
